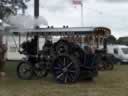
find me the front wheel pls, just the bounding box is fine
[17,61,33,80]
[52,55,80,83]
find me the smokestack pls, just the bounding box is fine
[34,0,39,54]
[34,0,39,18]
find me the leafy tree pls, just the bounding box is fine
[117,37,128,45]
[0,0,30,19]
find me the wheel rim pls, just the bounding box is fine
[53,56,79,83]
[18,62,33,79]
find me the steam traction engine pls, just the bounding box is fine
[10,27,106,83]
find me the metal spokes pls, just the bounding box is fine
[53,56,80,83]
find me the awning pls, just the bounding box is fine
[7,27,96,36]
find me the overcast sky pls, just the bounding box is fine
[25,0,128,38]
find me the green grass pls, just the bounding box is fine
[1,62,128,96]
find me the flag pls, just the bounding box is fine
[72,0,82,5]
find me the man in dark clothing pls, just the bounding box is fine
[43,39,53,56]
[21,36,38,55]
[0,43,7,78]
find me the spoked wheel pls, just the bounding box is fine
[17,61,33,80]
[34,62,49,79]
[52,55,80,83]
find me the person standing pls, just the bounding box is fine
[0,33,7,78]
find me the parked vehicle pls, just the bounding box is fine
[107,45,128,64]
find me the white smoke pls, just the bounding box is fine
[6,15,48,28]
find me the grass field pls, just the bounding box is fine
[0,62,128,96]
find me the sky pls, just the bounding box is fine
[24,0,128,38]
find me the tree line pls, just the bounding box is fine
[107,35,128,45]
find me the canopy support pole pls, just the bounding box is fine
[34,0,39,54]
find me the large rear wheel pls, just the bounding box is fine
[52,55,80,83]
